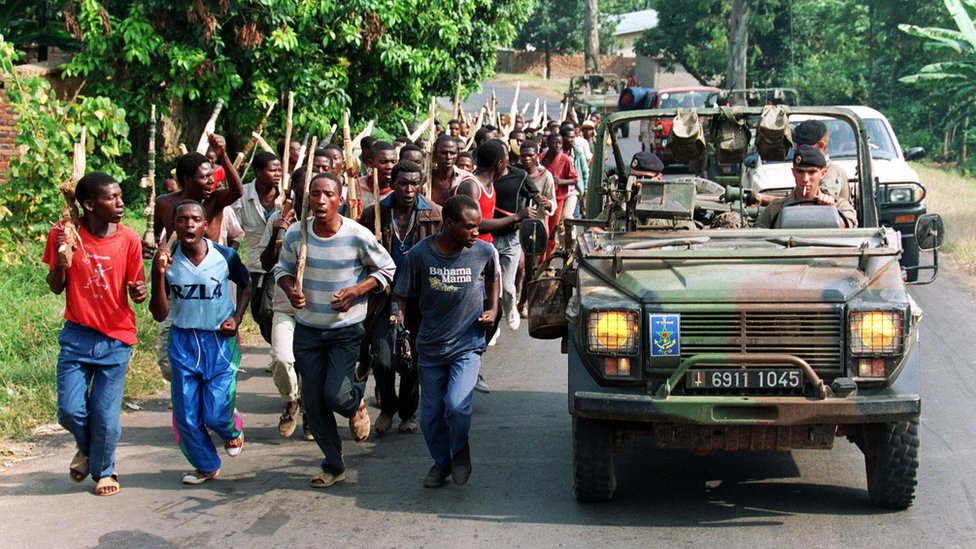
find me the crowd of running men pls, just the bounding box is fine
[44,109,602,495]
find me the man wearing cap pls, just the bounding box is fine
[580,120,596,149]
[630,150,664,180]
[754,145,857,229]
[793,120,851,204]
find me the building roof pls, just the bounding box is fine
[613,9,658,36]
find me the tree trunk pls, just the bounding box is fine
[726,0,749,104]
[584,0,600,73]
[544,43,552,80]
[963,117,969,164]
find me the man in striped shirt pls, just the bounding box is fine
[275,172,395,488]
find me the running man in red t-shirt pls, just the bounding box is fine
[43,172,147,497]
[539,133,579,256]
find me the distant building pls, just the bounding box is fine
[611,9,657,58]
[609,9,704,89]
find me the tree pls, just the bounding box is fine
[900,0,976,128]
[60,0,531,156]
[514,0,585,79]
[727,0,749,96]
[585,0,600,72]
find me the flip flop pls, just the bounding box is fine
[95,473,120,497]
[69,451,89,483]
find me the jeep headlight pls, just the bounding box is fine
[887,187,913,203]
[850,311,903,356]
[885,184,924,204]
[587,310,639,355]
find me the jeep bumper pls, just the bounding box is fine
[573,391,920,425]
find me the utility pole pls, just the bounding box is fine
[727,0,749,103]
[585,0,600,73]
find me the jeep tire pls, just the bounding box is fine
[572,416,616,502]
[863,419,920,509]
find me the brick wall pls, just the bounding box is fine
[0,85,18,185]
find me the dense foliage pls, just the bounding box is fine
[60,0,532,146]
[635,0,956,160]
[0,35,130,258]
[900,0,976,143]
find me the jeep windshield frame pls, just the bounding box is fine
[588,107,880,229]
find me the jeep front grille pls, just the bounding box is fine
[677,309,844,374]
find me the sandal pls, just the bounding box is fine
[69,451,89,483]
[182,469,220,485]
[95,473,120,497]
[349,398,370,442]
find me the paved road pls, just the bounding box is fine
[1,262,976,547]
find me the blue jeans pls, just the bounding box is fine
[418,350,482,471]
[56,321,131,481]
[293,322,366,475]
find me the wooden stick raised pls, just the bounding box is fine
[58,127,88,265]
[453,72,462,120]
[195,99,224,154]
[342,111,361,220]
[422,96,436,200]
[372,168,381,238]
[279,91,295,207]
[234,102,275,171]
[295,136,318,296]
[142,105,157,246]
[294,133,310,171]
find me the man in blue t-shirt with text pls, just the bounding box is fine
[393,194,498,489]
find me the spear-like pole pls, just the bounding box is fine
[453,72,463,120]
[372,168,381,238]
[343,111,361,220]
[423,97,436,200]
[294,133,311,171]
[279,91,295,207]
[195,99,224,155]
[142,105,157,246]
[234,102,275,171]
[296,136,318,296]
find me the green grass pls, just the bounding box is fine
[0,213,164,441]
[916,162,976,268]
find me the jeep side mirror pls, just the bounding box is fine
[519,218,549,256]
[908,213,944,284]
[915,213,944,251]
[905,147,926,161]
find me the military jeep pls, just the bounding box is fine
[527,107,944,508]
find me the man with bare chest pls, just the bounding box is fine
[148,134,243,249]
[430,135,475,206]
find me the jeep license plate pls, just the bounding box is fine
[685,369,803,389]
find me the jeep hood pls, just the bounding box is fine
[577,229,903,304]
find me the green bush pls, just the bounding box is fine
[0,34,131,262]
